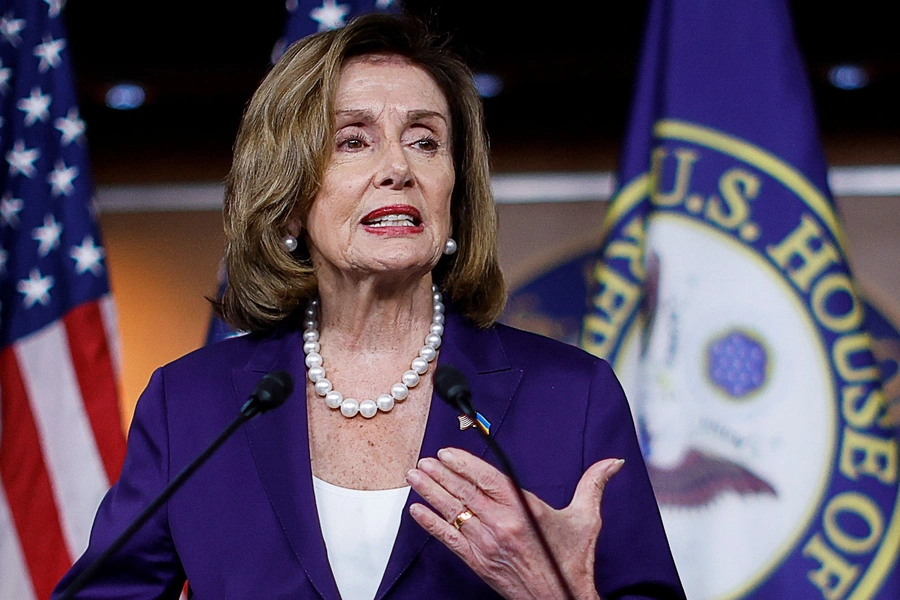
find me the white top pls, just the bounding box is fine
[313,476,411,600]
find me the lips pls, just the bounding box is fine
[361,204,424,233]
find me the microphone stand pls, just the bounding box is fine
[58,372,292,600]
[435,364,577,599]
[434,364,575,600]
[468,415,579,600]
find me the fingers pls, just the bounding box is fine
[406,451,495,565]
[409,503,477,562]
[568,458,625,516]
[408,450,622,599]
[406,459,472,523]
[437,448,516,501]
[410,448,517,518]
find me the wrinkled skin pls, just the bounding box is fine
[408,447,624,600]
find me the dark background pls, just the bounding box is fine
[63,1,900,184]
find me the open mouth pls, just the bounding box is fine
[364,213,419,227]
[361,205,423,229]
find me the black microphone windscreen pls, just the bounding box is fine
[252,371,294,412]
[434,364,474,416]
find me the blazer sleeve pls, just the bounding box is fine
[586,359,686,600]
[52,368,187,599]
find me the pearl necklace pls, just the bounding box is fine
[302,285,446,419]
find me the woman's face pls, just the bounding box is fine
[303,53,455,284]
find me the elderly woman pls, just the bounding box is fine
[54,13,684,600]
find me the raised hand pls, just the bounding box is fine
[407,447,625,600]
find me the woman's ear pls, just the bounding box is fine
[285,217,303,238]
[282,217,312,264]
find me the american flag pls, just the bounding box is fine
[0,1,126,599]
[272,0,400,62]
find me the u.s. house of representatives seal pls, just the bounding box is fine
[584,120,900,600]
[506,120,900,600]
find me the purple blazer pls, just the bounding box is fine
[54,311,685,599]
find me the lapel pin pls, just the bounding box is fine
[457,412,491,435]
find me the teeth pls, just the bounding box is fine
[368,214,416,227]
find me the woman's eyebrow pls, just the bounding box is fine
[334,108,374,122]
[335,108,448,122]
[407,109,448,124]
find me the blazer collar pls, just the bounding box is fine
[234,312,524,599]
[234,325,341,599]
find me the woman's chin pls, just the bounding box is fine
[355,241,441,273]
[370,259,439,279]
[342,252,440,282]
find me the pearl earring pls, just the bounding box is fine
[443,237,458,255]
[282,235,298,252]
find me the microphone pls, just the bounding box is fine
[57,371,294,600]
[433,364,577,600]
[241,370,294,418]
[434,363,476,418]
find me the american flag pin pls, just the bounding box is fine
[457,414,475,430]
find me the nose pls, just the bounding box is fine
[376,141,413,190]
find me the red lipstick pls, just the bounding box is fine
[362,204,422,223]
[361,204,424,235]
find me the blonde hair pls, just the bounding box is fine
[217,14,505,332]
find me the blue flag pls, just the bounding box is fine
[578,0,900,598]
[205,0,401,345]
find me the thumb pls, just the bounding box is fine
[569,458,625,516]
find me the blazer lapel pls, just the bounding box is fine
[235,328,341,600]
[377,313,524,598]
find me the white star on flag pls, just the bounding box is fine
[32,213,62,256]
[0,59,11,94]
[16,267,55,308]
[43,0,64,18]
[55,107,86,145]
[375,0,393,8]
[0,14,25,47]
[48,159,78,196]
[17,87,52,126]
[6,139,40,177]
[34,35,66,72]
[70,236,106,275]
[310,0,351,31]
[0,193,24,227]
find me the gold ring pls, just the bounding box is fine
[452,508,475,530]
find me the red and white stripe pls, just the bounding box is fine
[0,295,125,600]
